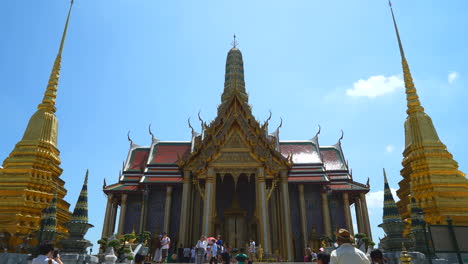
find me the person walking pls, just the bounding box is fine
[183,245,191,263]
[330,229,370,264]
[153,235,163,263]
[161,232,171,263]
[195,236,207,264]
[209,238,219,264]
[191,246,196,263]
[221,243,231,264]
[248,239,256,262]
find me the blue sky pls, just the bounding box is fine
[1,0,467,251]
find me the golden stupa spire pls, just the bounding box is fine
[38,0,74,113]
[389,1,424,115]
[0,1,75,251]
[389,1,468,228]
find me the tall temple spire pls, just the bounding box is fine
[382,169,402,223]
[71,169,89,223]
[221,36,248,104]
[0,2,75,250]
[389,1,424,114]
[378,168,411,251]
[60,169,94,253]
[38,0,74,113]
[389,1,468,227]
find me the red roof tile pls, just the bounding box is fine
[320,148,346,170]
[150,143,191,164]
[329,182,368,191]
[279,142,321,164]
[105,183,140,192]
[142,177,183,183]
[127,148,150,171]
[121,175,141,182]
[288,176,326,182]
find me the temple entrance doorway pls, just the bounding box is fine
[215,173,256,248]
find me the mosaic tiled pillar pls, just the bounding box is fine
[108,198,118,236]
[256,167,270,254]
[321,192,332,238]
[163,186,173,233]
[360,193,372,240]
[279,170,294,261]
[102,193,113,238]
[202,168,215,236]
[139,190,149,233]
[355,197,364,234]
[117,194,128,235]
[298,184,309,251]
[178,170,192,246]
[342,192,353,234]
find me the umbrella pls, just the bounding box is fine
[207,237,216,244]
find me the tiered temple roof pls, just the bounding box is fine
[104,134,368,193]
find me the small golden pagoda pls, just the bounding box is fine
[0,1,74,250]
[389,3,468,226]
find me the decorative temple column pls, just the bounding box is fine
[108,198,118,236]
[270,188,279,252]
[256,168,271,254]
[279,170,294,261]
[360,193,372,240]
[117,194,128,235]
[342,192,353,234]
[202,168,216,236]
[163,186,173,233]
[298,184,309,251]
[102,193,114,238]
[355,196,364,234]
[179,170,192,246]
[321,192,332,238]
[139,190,149,232]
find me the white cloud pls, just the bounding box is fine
[366,188,399,216]
[346,75,404,98]
[448,72,459,84]
[385,145,394,153]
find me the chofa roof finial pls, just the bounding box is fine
[127,130,133,146]
[339,129,344,143]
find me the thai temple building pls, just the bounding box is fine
[389,3,468,227]
[0,1,75,250]
[102,41,371,260]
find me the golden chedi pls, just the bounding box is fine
[389,3,468,226]
[0,2,75,250]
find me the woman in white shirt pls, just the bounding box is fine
[195,236,207,264]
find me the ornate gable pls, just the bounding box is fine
[179,47,290,176]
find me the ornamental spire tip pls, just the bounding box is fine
[38,0,74,112]
[231,34,238,48]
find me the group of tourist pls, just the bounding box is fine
[150,233,254,264]
[304,229,387,264]
[193,235,254,264]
